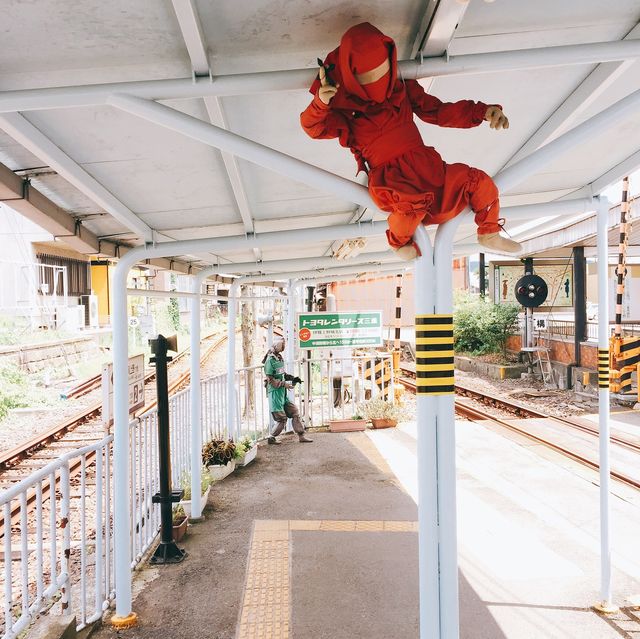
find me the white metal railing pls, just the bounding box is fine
[295,353,395,427]
[0,351,394,637]
[0,438,114,638]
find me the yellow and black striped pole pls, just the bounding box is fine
[598,349,609,390]
[392,273,403,377]
[614,177,630,338]
[415,315,454,395]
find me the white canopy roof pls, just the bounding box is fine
[1,0,639,274]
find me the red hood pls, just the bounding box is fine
[310,22,398,105]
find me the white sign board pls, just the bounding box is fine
[102,354,145,429]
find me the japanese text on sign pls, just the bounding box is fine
[297,311,382,349]
[102,354,145,429]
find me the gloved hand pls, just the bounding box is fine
[318,65,340,105]
[485,106,509,130]
[285,381,294,390]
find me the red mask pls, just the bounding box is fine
[363,71,390,103]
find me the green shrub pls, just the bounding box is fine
[0,364,30,420]
[454,292,520,356]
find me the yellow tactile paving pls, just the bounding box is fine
[319,519,357,531]
[288,520,321,531]
[237,520,418,638]
[383,520,418,532]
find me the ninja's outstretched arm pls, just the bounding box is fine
[405,79,491,129]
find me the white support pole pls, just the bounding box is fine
[433,233,459,639]
[413,225,441,639]
[426,79,618,635]
[111,252,139,626]
[227,281,240,440]
[595,196,617,613]
[189,275,203,520]
[285,280,296,366]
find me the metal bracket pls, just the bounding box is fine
[151,489,183,505]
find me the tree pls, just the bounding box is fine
[240,285,256,416]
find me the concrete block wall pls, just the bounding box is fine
[0,336,102,373]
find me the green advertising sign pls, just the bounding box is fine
[297,311,383,349]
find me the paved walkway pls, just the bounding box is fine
[94,412,640,638]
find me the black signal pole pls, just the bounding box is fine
[149,334,186,564]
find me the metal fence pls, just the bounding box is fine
[543,319,640,341]
[1,438,114,638]
[0,351,394,637]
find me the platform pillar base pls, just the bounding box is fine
[149,541,186,564]
[111,612,138,629]
[592,601,619,615]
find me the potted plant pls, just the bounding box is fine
[172,504,188,542]
[202,439,237,480]
[235,436,258,467]
[179,467,212,518]
[361,398,405,429]
[328,413,368,432]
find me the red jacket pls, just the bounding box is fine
[300,23,496,247]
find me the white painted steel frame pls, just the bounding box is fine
[0,112,154,243]
[2,40,640,112]
[415,128,614,637]
[187,254,399,518]
[596,197,614,610]
[108,94,377,211]
[112,224,396,617]
[99,32,632,628]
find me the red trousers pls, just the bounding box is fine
[370,162,501,250]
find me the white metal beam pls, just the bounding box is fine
[201,251,393,277]
[3,40,640,112]
[415,0,471,58]
[0,112,154,242]
[108,94,378,210]
[497,88,640,194]
[170,0,210,76]
[503,22,640,169]
[590,149,640,195]
[170,0,260,259]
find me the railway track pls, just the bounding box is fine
[0,332,229,538]
[398,369,640,491]
[0,332,225,475]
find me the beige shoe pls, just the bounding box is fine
[477,232,522,254]
[393,244,419,261]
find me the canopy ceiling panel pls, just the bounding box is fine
[0,1,189,79]
[199,0,426,74]
[454,0,639,41]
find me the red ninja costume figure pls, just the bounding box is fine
[300,22,522,258]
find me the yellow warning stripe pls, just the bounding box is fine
[598,348,609,388]
[416,363,454,371]
[415,314,454,395]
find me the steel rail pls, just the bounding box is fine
[0,333,225,471]
[0,333,229,538]
[398,375,640,491]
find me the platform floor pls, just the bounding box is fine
[94,411,640,639]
